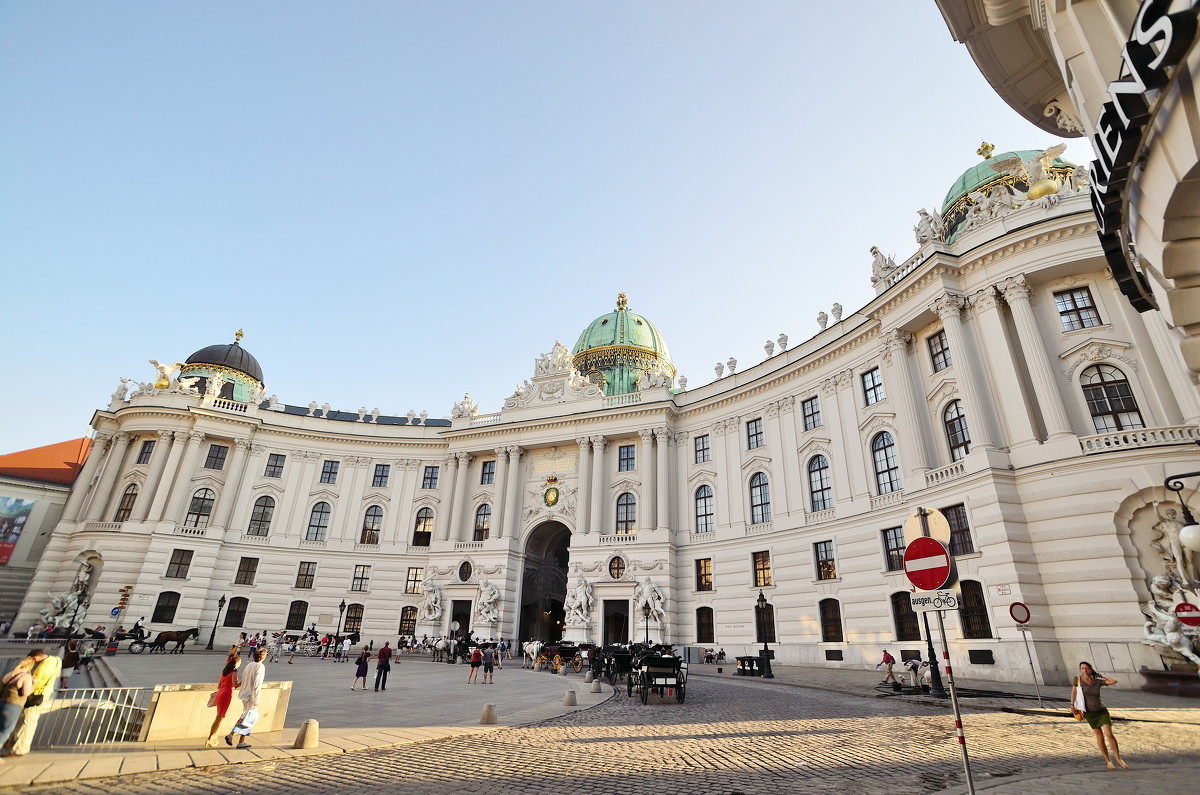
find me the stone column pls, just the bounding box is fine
[638,429,656,534]
[436,455,459,543]
[827,371,868,500]
[132,431,176,522]
[723,418,746,526]
[762,405,790,518]
[777,397,803,510]
[338,457,371,542]
[881,330,933,477]
[392,460,420,546]
[280,450,318,538]
[709,422,731,528]
[162,431,206,523]
[213,438,252,530]
[575,438,591,534]
[933,294,996,450]
[973,287,1038,447]
[589,437,607,534]
[1142,310,1200,425]
[146,431,188,522]
[226,443,265,534]
[1000,276,1074,439]
[655,428,671,531]
[492,447,510,539]
[64,432,112,522]
[503,447,524,539]
[452,453,473,542]
[86,432,133,522]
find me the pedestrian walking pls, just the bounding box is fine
[374,642,393,691]
[3,648,60,758]
[497,639,506,669]
[351,649,370,690]
[1070,661,1130,770]
[0,655,37,764]
[877,649,897,684]
[287,638,297,664]
[206,654,241,747]
[79,641,96,672]
[481,643,495,684]
[61,640,80,690]
[467,645,482,683]
[225,647,266,749]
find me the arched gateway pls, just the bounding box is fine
[519,521,571,642]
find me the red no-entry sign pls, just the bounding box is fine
[904,537,952,591]
[1175,602,1200,627]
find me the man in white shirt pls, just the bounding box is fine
[226,647,267,749]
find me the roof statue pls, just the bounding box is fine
[452,393,480,419]
[149,360,184,390]
[989,143,1067,200]
[870,247,897,285]
[976,141,995,159]
[914,208,946,245]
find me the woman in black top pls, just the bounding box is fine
[1070,661,1129,769]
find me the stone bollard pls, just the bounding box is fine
[590,679,603,694]
[559,665,570,676]
[293,719,320,749]
[563,690,578,706]
[584,671,593,683]
[480,703,497,724]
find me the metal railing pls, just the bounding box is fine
[33,686,151,748]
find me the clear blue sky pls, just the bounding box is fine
[0,2,1089,454]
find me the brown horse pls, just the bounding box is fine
[148,627,200,654]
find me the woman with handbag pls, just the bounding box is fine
[205,655,241,747]
[225,647,266,749]
[0,654,38,763]
[1070,661,1130,769]
[3,649,59,758]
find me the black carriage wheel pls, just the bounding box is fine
[640,673,650,704]
[627,673,634,697]
[676,680,685,703]
[128,641,145,654]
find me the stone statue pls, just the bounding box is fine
[177,376,201,396]
[205,374,226,399]
[369,408,380,423]
[777,333,788,352]
[321,402,332,417]
[870,247,896,284]
[247,384,265,405]
[831,303,842,321]
[817,312,828,330]
[419,410,428,424]
[307,401,318,416]
[914,208,946,244]
[110,377,131,404]
[638,360,672,391]
[452,393,480,419]
[39,560,94,633]
[1143,616,1200,666]
[357,407,367,422]
[149,360,184,388]
[989,144,1067,186]
[764,340,775,357]
[677,375,687,391]
[726,357,737,375]
[475,580,500,624]
[714,363,724,378]
[419,577,443,621]
[633,576,667,627]
[267,394,281,410]
[563,577,595,626]
[1152,505,1198,586]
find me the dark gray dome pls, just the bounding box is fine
[185,342,263,383]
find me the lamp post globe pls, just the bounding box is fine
[205,594,227,651]
[1181,520,1200,553]
[756,590,774,679]
[642,601,652,645]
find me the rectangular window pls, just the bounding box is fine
[928,330,952,372]
[943,503,975,556]
[264,454,286,478]
[882,527,905,572]
[746,418,764,450]
[1054,287,1102,331]
[405,567,424,594]
[294,561,317,589]
[422,466,440,489]
[234,557,259,586]
[203,444,229,471]
[618,444,636,472]
[135,439,156,465]
[862,368,885,405]
[165,549,193,579]
[694,435,710,464]
[480,460,495,485]
[752,550,772,587]
[372,464,390,488]
[319,460,340,484]
[814,541,837,580]
[351,565,371,592]
[695,558,713,591]
[802,397,821,431]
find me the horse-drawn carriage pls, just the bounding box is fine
[535,642,586,673]
[627,648,687,704]
[126,627,200,654]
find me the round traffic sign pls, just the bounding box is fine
[110,607,120,617]
[1175,602,1200,628]
[1009,601,1030,624]
[903,537,951,591]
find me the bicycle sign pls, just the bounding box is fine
[909,589,959,613]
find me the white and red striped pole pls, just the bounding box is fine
[935,609,975,793]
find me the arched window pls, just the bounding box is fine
[344,603,365,633]
[890,592,920,641]
[755,599,776,644]
[616,492,636,534]
[696,606,715,644]
[247,495,274,536]
[1081,364,1145,433]
[306,502,331,541]
[224,596,249,627]
[943,401,972,461]
[871,433,901,495]
[694,485,714,533]
[399,606,418,636]
[360,505,383,545]
[151,591,180,624]
[411,507,433,546]
[819,598,843,643]
[749,472,771,524]
[286,600,308,631]
[959,580,992,639]
[184,488,215,528]
[474,504,491,542]
[807,456,831,512]
[112,484,138,522]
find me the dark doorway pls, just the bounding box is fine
[518,521,571,642]
[451,600,472,640]
[603,599,629,645]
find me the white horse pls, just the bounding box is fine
[522,640,543,668]
[432,637,452,662]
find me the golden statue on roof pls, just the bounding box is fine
[977,141,995,159]
[235,329,245,344]
[616,293,628,311]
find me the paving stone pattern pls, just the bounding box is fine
[11,676,1199,794]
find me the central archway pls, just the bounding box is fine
[518,521,571,642]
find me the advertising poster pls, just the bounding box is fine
[0,497,36,565]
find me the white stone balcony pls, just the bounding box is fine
[173,525,207,538]
[599,533,635,545]
[1079,425,1200,454]
[81,522,124,533]
[870,491,904,511]
[240,533,270,545]
[804,509,835,525]
[925,461,965,487]
[453,541,484,552]
[745,521,773,536]
[299,539,327,549]
[470,413,503,428]
[209,397,248,414]
[354,542,381,552]
[604,392,642,408]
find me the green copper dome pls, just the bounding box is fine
[941,150,1074,214]
[572,293,675,396]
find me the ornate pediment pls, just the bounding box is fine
[925,378,959,407]
[687,468,718,485]
[503,342,603,409]
[1059,338,1137,382]
[796,437,832,461]
[741,455,772,473]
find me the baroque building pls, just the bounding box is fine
[15,148,1200,688]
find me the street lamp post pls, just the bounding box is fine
[756,590,774,679]
[642,601,652,645]
[1165,462,1200,556]
[205,594,227,651]
[921,612,947,697]
[336,599,347,638]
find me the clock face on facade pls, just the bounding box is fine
[544,487,559,507]
[459,561,472,582]
[609,556,626,579]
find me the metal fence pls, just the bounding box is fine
[33,687,152,747]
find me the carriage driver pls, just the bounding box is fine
[132,617,146,640]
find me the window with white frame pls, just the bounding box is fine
[694,484,714,533]
[807,455,832,512]
[871,432,901,494]
[862,367,885,405]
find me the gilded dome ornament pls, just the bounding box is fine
[977,141,995,159]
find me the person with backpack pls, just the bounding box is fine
[467,645,483,684]
[878,649,897,684]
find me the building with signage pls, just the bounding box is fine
[14,147,1200,687]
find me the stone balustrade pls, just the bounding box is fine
[1079,424,1200,454]
[925,461,965,487]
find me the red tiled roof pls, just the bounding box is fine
[0,438,93,486]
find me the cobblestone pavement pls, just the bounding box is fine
[14,676,1199,794]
